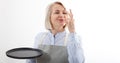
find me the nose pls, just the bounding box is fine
[59,13,64,18]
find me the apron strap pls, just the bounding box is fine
[64,33,68,46]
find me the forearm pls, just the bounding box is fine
[67,33,85,63]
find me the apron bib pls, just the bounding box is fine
[36,33,69,63]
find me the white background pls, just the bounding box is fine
[0,0,120,63]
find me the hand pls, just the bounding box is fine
[66,9,75,33]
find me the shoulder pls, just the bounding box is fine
[34,31,48,39]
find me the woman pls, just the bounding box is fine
[27,1,85,63]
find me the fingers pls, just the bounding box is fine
[66,9,75,33]
[69,9,73,19]
[66,9,74,25]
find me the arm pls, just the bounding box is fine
[66,9,85,63]
[26,32,44,63]
[67,33,85,63]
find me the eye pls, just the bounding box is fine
[63,11,67,14]
[63,12,67,14]
[54,10,60,14]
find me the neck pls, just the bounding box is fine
[51,27,65,35]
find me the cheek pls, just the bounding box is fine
[50,16,57,25]
[51,15,57,21]
[64,14,68,18]
[65,15,68,21]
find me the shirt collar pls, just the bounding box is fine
[48,29,66,38]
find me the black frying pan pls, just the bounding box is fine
[6,47,43,59]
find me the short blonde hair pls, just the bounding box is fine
[45,1,66,30]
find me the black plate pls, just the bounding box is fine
[6,47,43,59]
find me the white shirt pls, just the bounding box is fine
[27,30,85,63]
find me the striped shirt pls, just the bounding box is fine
[27,30,85,63]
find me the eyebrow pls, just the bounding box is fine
[54,9,66,12]
[55,10,59,12]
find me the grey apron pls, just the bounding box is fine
[36,33,69,63]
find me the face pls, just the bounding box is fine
[50,3,68,29]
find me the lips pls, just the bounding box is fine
[58,19,64,21]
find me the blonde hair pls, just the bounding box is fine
[45,1,66,30]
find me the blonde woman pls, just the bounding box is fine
[27,1,85,63]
